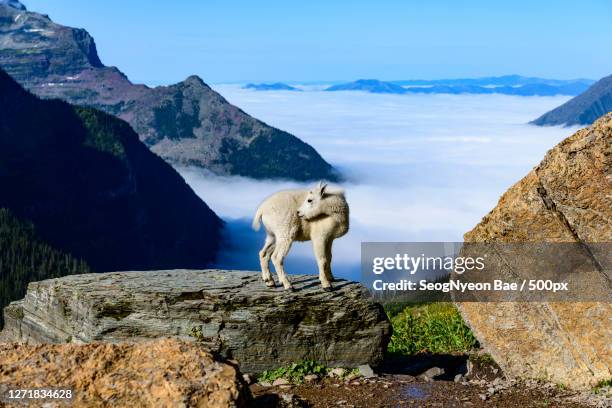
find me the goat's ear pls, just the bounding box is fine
[318,181,328,194]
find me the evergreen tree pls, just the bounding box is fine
[0,208,91,328]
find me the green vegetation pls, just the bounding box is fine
[258,361,329,384]
[238,121,253,138]
[536,399,551,407]
[153,93,200,140]
[222,128,338,181]
[189,325,206,342]
[74,106,128,160]
[0,208,90,328]
[469,352,495,366]
[386,302,478,355]
[594,378,612,394]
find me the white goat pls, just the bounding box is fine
[252,182,349,291]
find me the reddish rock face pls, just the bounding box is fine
[0,339,251,407]
[458,114,612,389]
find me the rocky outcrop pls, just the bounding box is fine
[0,1,337,181]
[0,339,250,407]
[1,270,391,374]
[457,114,612,389]
[532,74,612,126]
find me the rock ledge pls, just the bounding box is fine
[1,270,391,373]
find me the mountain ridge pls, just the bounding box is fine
[391,74,593,87]
[243,82,301,91]
[0,2,337,181]
[325,77,592,96]
[531,74,612,126]
[326,79,407,94]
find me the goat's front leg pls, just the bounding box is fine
[313,236,333,291]
[271,237,294,291]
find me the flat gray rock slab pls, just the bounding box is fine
[1,270,391,373]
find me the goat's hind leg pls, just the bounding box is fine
[271,237,294,291]
[259,234,276,287]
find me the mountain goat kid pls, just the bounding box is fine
[252,182,349,291]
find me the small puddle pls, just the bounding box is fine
[401,383,430,400]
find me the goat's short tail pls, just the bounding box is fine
[252,207,263,231]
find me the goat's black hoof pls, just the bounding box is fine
[285,286,295,292]
[322,286,334,292]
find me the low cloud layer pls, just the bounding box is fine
[180,87,578,280]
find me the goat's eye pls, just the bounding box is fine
[307,199,313,203]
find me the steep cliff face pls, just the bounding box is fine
[458,114,612,389]
[0,1,102,80]
[0,1,338,181]
[532,74,612,126]
[0,68,222,273]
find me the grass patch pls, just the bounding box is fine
[386,302,478,355]
[469,353,495,366]
[258,361,328,384]
[594,378,612,394]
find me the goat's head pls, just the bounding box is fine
[297,181,327,220]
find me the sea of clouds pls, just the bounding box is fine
[178,86,579,281]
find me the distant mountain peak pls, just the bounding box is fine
[243,82,300,91]
[0,0,26,10]
[355,79,383,83]
[325,79,407,94]
[182,75,210,88]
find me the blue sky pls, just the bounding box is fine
[25,0,612,85]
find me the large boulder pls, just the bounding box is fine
[457,113,612,389]
[1,270,391,374]
[0,339,250,407]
